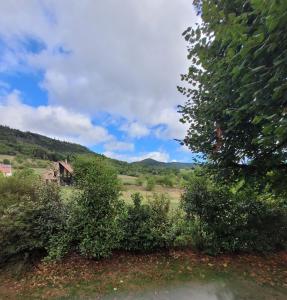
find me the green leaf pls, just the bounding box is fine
[252,115,263,124]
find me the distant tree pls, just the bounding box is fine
[2,159,10,165]
[135,176,144,186]
[179,0,287,178]
[146,177,156,191]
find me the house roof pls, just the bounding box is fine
[0,163,12,174]
[59,161,73,173]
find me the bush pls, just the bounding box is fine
[120,193,171,251]
[68,156,123,259]
[2,158,10,165]
[0,172,65,264]
[156,175,176,187]
[181,175,287,254]
[135,176,144,186]
[167,209,199,248]
[147,193,171,247]
[15,155,24,164]
[145,177,156,191]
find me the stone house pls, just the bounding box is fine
[43,160,73,185]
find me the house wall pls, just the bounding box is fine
[0,165,12,177]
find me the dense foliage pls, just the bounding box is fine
[120,193,170,251]
[51,156,123,259]
[74,157,123,258]
[1,160,286,266]
[179,0,287,178]
[0,171,65,264]
[181,174,287,254]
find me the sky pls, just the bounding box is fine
[0,0,200,163]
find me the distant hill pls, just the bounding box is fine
[0,126,195,173]
[0,125,92,161]
[131,158,194,169]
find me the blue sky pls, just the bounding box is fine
[0,1,200,163]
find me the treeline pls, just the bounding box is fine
[1,157,286,266]
[121,171,193,190]
[112,158,188,177]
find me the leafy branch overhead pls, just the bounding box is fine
[178,0,287,174]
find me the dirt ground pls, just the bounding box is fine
[1,250,286,299]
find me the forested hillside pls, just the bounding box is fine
[0,125,92,161]
[0,126,194,174]
[131,158,194,169]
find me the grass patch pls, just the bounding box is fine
[120,184,181,209]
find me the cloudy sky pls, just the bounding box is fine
[0,0,199,162]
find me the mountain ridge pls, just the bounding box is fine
[131,158,194,169]
[0,125,194,169]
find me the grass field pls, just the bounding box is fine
[119,175,182,209]
[59,175,182,209]
[0,154,50,175]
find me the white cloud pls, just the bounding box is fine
[178,144,191,153]
[104,141,134,152]
[120,121,150,139]
[152,108,189,139]
[0,90,113,146]
[0,0,199,140]
[104,150,170,163]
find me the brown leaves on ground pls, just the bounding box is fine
[0,250,286,299]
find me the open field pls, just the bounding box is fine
[121,184,182,209]
[119,175,182,209]
[60,176,182,209]
[0,154,50,175]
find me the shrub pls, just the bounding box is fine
[36,160,49,168]
[120,193,171,251]
[167,209,199,248]
[69,156,122,259]
[156,175,175,187]
[145,177,156,191]
[0,172,65,264]
[46,197,78,261]
[147,193,171,247]
[15,155,24,164]
[232,189,287,252]
[181,175,287,254]
[135,176,144,186]
[2,158,10,165]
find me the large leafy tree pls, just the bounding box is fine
[179,0,287,176]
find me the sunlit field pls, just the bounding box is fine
[60,175,182,209]
[119,175,182,209]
